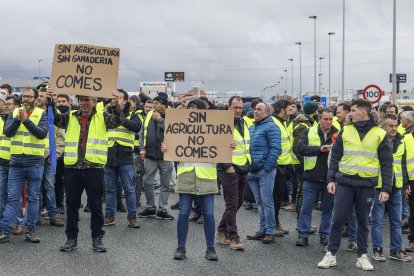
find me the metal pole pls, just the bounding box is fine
[319,57,324,96]
[283,70,288,95]
[392,0,397,103]
[309,16,317,95]
[38,59,42,78]
[341,0,345,102]
[328,32,335,104]
[288,58,294,97]
[295,42,302,103]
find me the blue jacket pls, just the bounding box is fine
[249,116,282,172]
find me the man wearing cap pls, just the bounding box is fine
[138,92,175,220]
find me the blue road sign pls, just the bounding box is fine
[389,74,407,83]
[303,96,327,107]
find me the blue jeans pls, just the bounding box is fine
[348,208,357,243]
[105,165,137,219]
[40,163,58,219]
[402,193,409,219]
[0,165,9,225]
[371,189,402,253]
[2,165,44,233]
[177,193,215,248]
[248,169,276,235]
[297,180,334,238]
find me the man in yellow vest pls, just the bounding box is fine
[46,89,123,253]
[216,96,251,251]
[333,102,350,131]
[295,108,338,247]
[0,94,10,232]
[370,114,412,262]
[318,99,393,271]
[0,87,48,244]
[104,89,141,228]
[404,111,414,252]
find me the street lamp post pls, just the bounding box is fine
[283,70,288,96]
[341,0,345,102]
[309,15,317,94]
[328,32,335,104]
[280,77,284,95]
[288,58,294,98]
[392,0,397,103]
[295,42,302,103]
[318,57,324,96]
[38,59,43,78]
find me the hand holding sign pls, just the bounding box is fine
[152,111,161,121]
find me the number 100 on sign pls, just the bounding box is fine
[362,84,382,104]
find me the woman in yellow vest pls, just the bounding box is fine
[161,99,219,261]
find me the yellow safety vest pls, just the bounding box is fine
[243,115,255,129]
[96,101,104,112]
[405,133,414,181]
[339,124,385,178]
[291,122,309,165]
[272,117,292,165]
[108,112,135,149]
[134,110,144,148]
[177,162,217,180]
[303,124,321,171]
[142,110,154,147]
[64,110,108,165]
[232,121,251,166]
[397,123,406,135]
[377,138,404,188]
[11,107,46,157]
[0,117,11,160]
[333,117,342,131]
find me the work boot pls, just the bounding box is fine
[215,230,230,245]
[189,213,201,222]
[262,234,274,244]
[373,249,386,262]
[0,232,10,243]
[173,246,186,260]
[50,217,65,227]
[320,237,329,246]
[389,251,412,262]
[156,210,174,220]
[92,236,107,252]
[196,215,204,224]
[25,230,40,243]
[128,218,140,228]
[170,201,180,210]
[13,226,24,235]
[310,225,318,234]
[347,242,358,253]
[103,217,115,226]
[117,202,127,213]
[137,209,156,218]
[405,242,414,252]
[84,204,91,212]
[229,236,245,251]
[402,218,409,229]
[246,231,265,241]
[275,225,289,235]
[296,237,309,247]
[205,247,218,261]
[60,239,78,252]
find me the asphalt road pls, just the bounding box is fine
[1,192,413,276]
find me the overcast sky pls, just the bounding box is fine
[1,0,413,98]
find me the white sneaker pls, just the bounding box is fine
[318,252,337,269]
[356,254,374,271]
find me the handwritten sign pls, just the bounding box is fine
[50,44,120,98]
[164,109,234,163]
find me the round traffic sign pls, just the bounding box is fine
[362,84,382,104]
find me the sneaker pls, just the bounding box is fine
[229,236,245,251]
[84,204,91,212]
[117,202,127,213]
[40,208,48,217]
[173,246,186,260]
[296,237,309,247]
[356,254,374,271]
[60,239,78,252]
[104,217,115,226]
[389,251,412,262]
[92,236,107,252]
[137,209,156,218]
[406,242,414,252]
[310,225,318,234]
[216,231,230,245]
[403,228,410,234]
[50,217,65,227]
[156,210,174,220]
[169,186,175,193]
[275,225,289,235]
[0,232,10,243]
[128,218,140,229]
[189,213,201,222]
[372,250,386,262]
[347,242,358,253]
[170,201,180,210]
[318,252,337,269]
[262,234,274,244]
[320,237,329,246]
[25,230,40,243]
[196,215,204,224]
[13,226,24,235]
[205,247,218,261]
[246,231,265,241]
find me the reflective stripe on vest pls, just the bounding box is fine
[134,110,144,148]
[232,121,251,166]
[64,111,108,165]
[10,107,45,157]
[272,117,292,165]
[108,113,135,149]
[0,117,11,160]
[377,139,404,189]
[304,124,321,171]
[177,162,217,180]
[338,124,385,178]
[405,133,414,181]
[143,110,154,147]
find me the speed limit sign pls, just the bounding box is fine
[362,84,382,104]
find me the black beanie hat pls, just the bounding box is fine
[153,92,168,106]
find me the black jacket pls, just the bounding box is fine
[327,118,393,193]
[106,103,141,166]
[292,114,316,164]
[296,125,338,182]
[138,112,166,160]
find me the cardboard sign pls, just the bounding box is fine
[163,109,234,163]
[50,44,120,98]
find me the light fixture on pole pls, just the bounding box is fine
[328,32,335,104]
[288,58,294,97]
[318,57,324,96]
[295,42,302,103]
[309,15,317,94]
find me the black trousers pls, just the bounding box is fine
[55,157,65,208]
[273,165,287,226]
[65,168,105,239]
[408,181,414,243]
[293,164,304,217]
